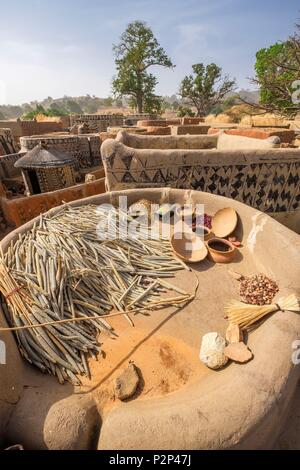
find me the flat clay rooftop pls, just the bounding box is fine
[0,188,300,450]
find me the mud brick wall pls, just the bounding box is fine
[0,152,24,179]
[171,125,210,135]
[101,139,300,214]
[145,126,171,135]
[88,135,102,166]
[20,121,64,136]
[0,122,21,141]
[59,115,71,129]
[0,120,64,141]
[76,134,102,167]
[137,120,167,127]
[182,117,205,125]
[223,128,296,144]
[20,135,102,170]
[76,119,107,133]
[208,128,296,144]
[77,136,93,168]
[70,114,124,133]
[76,135,102,168]
[1,178,106,227]
[0,129,19,155]
[124,114,157,125]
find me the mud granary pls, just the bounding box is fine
[15,143,77,196]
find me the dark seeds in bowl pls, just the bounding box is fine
[209,241,231,252]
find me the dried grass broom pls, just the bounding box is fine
[224,294,300,330]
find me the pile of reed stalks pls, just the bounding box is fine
[0,204,193,384]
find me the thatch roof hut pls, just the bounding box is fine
[15,143,76,195]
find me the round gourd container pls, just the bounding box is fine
[171,231,208,263]
[212,208,238,238]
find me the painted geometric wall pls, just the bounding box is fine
[102,143,300,213]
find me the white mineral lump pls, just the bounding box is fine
[200,332,228,370]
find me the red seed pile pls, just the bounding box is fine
[198,213,212,229]
[239,273,279,305]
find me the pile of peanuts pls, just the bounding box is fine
[239,273,279,305]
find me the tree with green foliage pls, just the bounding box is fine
[249,25,300,117]
[22,104,46,120]
[211,95,237,115]
[177,106,195,118]
[172,100,180,111]
[144,94,163,114]
[179,63,236,117]
[22,103,68,120]
[112,21,174,113]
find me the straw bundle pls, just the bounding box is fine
[225,294,300,329]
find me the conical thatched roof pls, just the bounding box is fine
[15,143,75,169]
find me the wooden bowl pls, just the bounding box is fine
[192,224,212,241]
[207,238,236,264]
[171,232,208,263]
[212,208,238,238]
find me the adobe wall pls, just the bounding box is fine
[101,137,300,214]
[171,125,210,135]
[0,182,6,197]
[216,132,279,150]
[117,131,218,149]
[137,120,168,127]
[0,120,64,141]
[145,126,171,135]
[70,114,124,133]
[20,134,102,169]
[107,126,148,136]
[271,209,300,234]
[20,121,64,136]
[181,117,205,125]
[88,135,102,166]
[137,119,189,128]
[0,152,24,179]
[58,115,71,129]
[124,114,158,126]
[0,128,19,155]
[209,128,296,144]
[1,177,106,227]
[0,122,21,141]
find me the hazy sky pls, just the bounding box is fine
[1,0,299,105]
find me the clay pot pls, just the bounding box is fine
[207,238,236,264]
[212,207,238,238]
[171,231,208,263]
